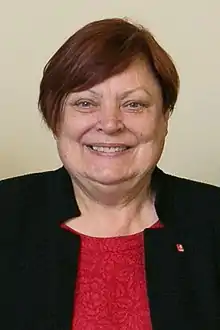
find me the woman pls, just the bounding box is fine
[1,18,220,330]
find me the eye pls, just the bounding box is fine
[73,99,98,112]
[123,101,148,112]
[75,100,93,108]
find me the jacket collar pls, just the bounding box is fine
[50,165,171,226]
[47,166,188,330]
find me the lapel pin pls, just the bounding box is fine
[176,244,184,252]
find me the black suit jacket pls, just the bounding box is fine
[1,167,220,330]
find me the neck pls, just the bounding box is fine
[73,171,152,206]
[69,173,157,236]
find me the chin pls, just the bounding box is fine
[86,172,133,186]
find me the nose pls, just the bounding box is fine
[96,105,124,134]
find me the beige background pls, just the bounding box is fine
[0,0,219,185]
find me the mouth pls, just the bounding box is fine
[85,145,132,154]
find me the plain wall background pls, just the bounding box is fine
[0,0,219,185]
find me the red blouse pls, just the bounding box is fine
[62,221,163,329]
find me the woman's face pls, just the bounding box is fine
[56,60,169,186]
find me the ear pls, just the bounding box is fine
[53,133,58,141]
[53,121,61,140]
[163,110,170,136]
[164,109,171,121]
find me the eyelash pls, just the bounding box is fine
[75,100,95,108]
[72,100,97,112]
[72,100,149,112]
[123,101,149,111]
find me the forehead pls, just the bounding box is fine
[90,60,161,95]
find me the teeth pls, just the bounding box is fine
[90,146,127,153]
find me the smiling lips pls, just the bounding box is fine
[86,144,132,154]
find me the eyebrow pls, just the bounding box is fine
[120,87,152,99]
[88,86,152,99]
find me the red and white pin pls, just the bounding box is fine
[176,244,184,252]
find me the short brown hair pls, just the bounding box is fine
[38,18,180,133]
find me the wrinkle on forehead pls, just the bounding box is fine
[67,59,162,104]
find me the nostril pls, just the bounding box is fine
[96,117,125,133]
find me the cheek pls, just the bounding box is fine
[56,132,84,176]
[132,115,167,143]
[59,114,89,142]
[55,119,81,163]
[135,118,167,167]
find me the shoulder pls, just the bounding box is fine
[0,168,64,239]
[158,169,220,225]
[155,167,220,202]
[0,168,69,213]
[0,169,57,202]
[166,171,220,207]
[165,170,220,197]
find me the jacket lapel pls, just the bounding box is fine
[144,228,192,330]
[145,168,193,330]
[146,168,220,330]
[51,228,80,330]
[44,167,81,329]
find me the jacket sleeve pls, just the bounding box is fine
[211,188,220,277]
